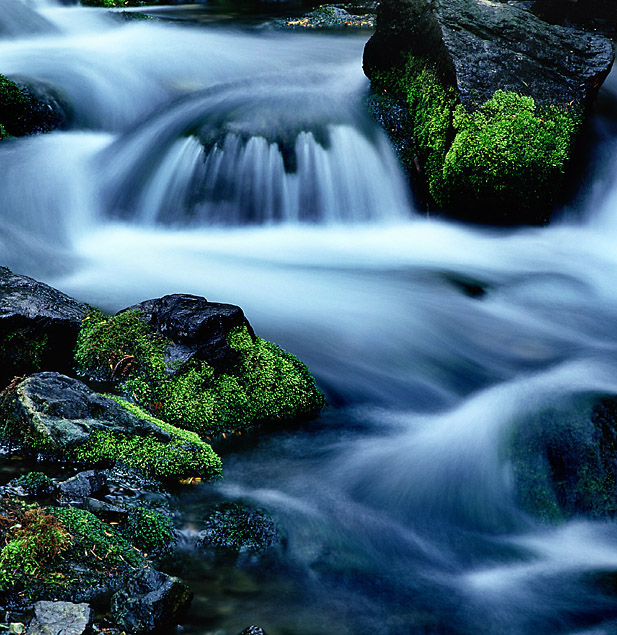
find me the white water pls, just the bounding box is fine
[3,2,617,633]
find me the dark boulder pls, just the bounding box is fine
[110,568,192,635]
[362,0,615,224]
[0,372,222,481]
[0,267,88,388]
[120,293,255,375]
[364,0,614,111]
[27,601,92,635]
[510,395,617,520]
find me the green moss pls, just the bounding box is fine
[75,310,325,436]
[51,506,144,568]
[369,54,582,221]
[441,91,581,218]
[0,328,49,379]
[0,506,71,590]
[121,507,175,556]
[12,471,55,497]
[0,74,32,138]
[65,397,222,480]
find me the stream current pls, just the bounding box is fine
[3,1,617,633]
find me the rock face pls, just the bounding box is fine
[28,602,92,635]
[2,372,168,450]
[110,568,192,635]
[0,372,222,480]
[0,267,88,387]
[530,0,617,35]
[121,294,255,375]
[362,0,615,224]
[364,0,614,111]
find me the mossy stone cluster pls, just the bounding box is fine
[74,309,325,437]
[369,55,582,223]
[0,501,147,602]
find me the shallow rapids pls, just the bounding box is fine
[2,1,617,633]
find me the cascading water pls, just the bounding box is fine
[3,1,617,633]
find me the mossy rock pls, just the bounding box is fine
[508,395,617,521]
[0,501,145,604]
[363,0,614,224]
[200,502,282,565]
[74,303,325,436]
[6,472,56,498]
[0,372,222,482]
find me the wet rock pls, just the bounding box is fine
[4,471,56,498]
[1,372,169,450]
[0,372,221,480]
[0,267,88,387]
[110,568,192,634]
[362,0,615,224]
[28,601,92,635]
[59,470,107,499]
[363,0,614,110]
[201,503,282,565]
[120,294,255,376]
[510,395,617,520]
[239,627,268,635]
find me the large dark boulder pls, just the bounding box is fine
[364,0,614,110]
[362,0,615,224]
[121,294,255,376]
[0,267,88,388]
[110,568,192,635]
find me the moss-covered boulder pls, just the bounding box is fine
[0,372,222,481]
[363,0,615,224]
[0,75,67,140]
[0,500,144,603]
[0,267,89,389]
[509,395,617,521]
[74,299,325,437]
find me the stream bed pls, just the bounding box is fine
[2,1,617,633]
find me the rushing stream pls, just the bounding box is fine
[3,1,617,633]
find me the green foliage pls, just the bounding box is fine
[440,90,581,218]
[369,55,581,221]
[12,471,55,497]
[0,74,32,138]
[75,310,325,436]
[121,507,175,555]
[66,397,222,480]
[0,506,71,590]
[75,308,166,384]
[51,506,144,568]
